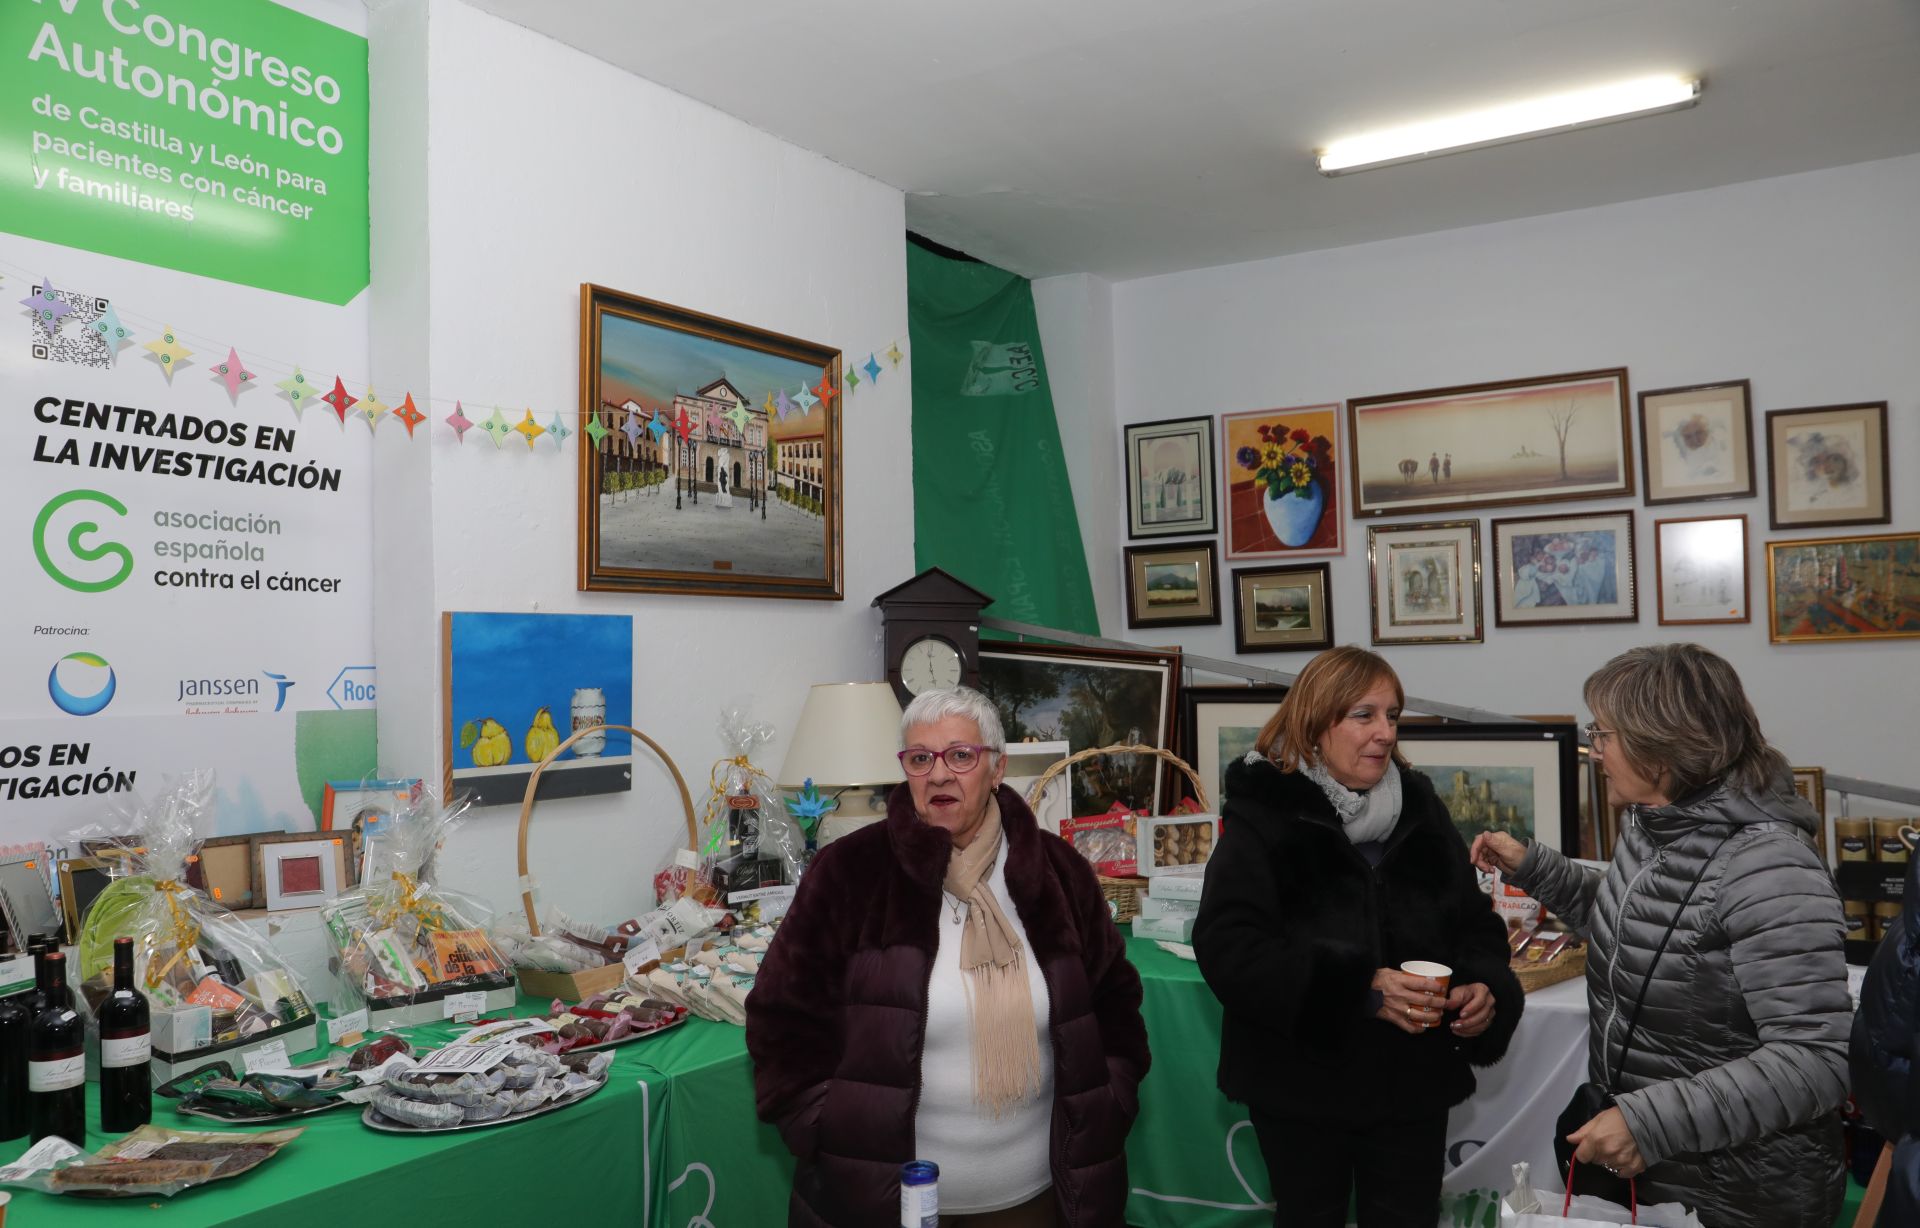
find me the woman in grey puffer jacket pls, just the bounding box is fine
[1472,644,1849,1228]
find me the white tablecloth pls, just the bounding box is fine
[1443,978,1591,1193]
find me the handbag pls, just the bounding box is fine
[1554,831,1733,1205]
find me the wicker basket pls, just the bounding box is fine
[1026,742,1210,924]
[513,723,699,1001]
[1512,944,1587,993]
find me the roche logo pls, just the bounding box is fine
[327,666,375,709]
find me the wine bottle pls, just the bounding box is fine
[27,952,84,1144]
[0,985,27,1141]
[22,937,52,1018]
[98,938,150,1133]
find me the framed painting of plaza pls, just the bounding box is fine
[1178,685,1290,808]
[1765,531,1920,643]
[1347,368,1633,518]
[1396,721,1581,855]
[1638,379,1754,505]
[1232,563,1332,653]
[1764,402,1889,531]
[1654,514,1749,625]
[1366,520,1482,645]
[1220,405,1343,558]
[1125,416,1218,539]
[1491,510,1638,627]
[577,284,844,599]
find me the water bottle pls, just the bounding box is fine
[900,1159,938,1228]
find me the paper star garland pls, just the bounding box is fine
[647,411,669,444]
[813,374,838,406]
[90,306,133,359]
[724,401,750,434]
[546,411,572,448]
[793,385,818,414]
[621,411,644,450]
[322,376,358,424]
[887,342,904,368]
[673,406,693,443]
[774,388,793,420]
[277,368,317,418]
[583,411,611,449]
[394,393,427,438]
[21,280,72,326]
[143,326,192,382]
[514,410,545,449]
[762,391,778,420]
[357,387,390,430]
[446,401,476,442]
[845,367,861,392]
[863,353,883,384]
[481,406,514,448]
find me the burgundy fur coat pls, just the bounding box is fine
[746,783,1150,1227]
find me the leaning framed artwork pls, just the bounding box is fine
[1123,541,1221,629]
[1638,379,1754,505]
[1366,520,1482,645]
[577,283,843,599]
[1765,531,1920,643]
[1232,563,1332,653]
[1764,402,1889,531]
[1220,405,1342,558]
[1791,767,1828,863]
[1348,368,1632,518]
[1491,511,1638,627]
[1654,515,1749,625]
[1178,685,1289,808]
[1125,416,1218,539]
[1396,721,1581,855]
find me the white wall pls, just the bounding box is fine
[1096,154,1920,811]
[369,0,912,922]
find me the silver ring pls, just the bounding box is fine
[1605,1166,1618,1175]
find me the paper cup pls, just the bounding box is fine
[1401,960,1452,1027]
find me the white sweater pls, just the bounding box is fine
[913,838,1055,1213]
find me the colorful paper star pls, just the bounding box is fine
[785,778,838,841]
[209,348,257,402]
[545,411,571,448]
[647,411,668,444]
[143,326,193,382]
[394,393,427,439]
[277,368,317,417]
[864,353,883,384]
[673,406,693,443]
[621,411,644,450]
[724,401,750,434]
[813,374,838,407]
[21,280,72,326]
[845,367,861,393]
[90,305,133,358]
[357,387,390,430]
[481,406,514,448]
[322,377,357,424]
[762,391,778,419]
[583,412,611,449]
[707,407,727,436]
[774,389,793,420]
[793,385,818,414]
[887,342,904,368]
[514,409,545,448]
[445,401,475,442]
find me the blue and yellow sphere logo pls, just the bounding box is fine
[49,652,116,716]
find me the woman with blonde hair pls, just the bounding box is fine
[1194,646,1522,1226]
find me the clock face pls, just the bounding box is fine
[900,636,964,695]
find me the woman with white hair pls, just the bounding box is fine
[747,686,1148,1227]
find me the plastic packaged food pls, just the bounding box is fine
[0,1125,302,1198]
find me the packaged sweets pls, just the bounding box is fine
[654,703,806,906]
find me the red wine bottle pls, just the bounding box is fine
[22,937,52,1018]
[98,938,150,1133]
[0,984,27,1141]
[28,953,84,1144]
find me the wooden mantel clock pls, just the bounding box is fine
[871,568,993,708]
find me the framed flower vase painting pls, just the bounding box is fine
[1123,541,1220,629]
[1637,380,1754,505]
[1490,511,1638,627]
[1765,531,1920,643]
[1653,515,1749,625]
[1348,368,1632,518]
[1231,563,1332,653]
[1220,405,1342,559]
[1124,417,1218,539]
[1366,520,1482,645]
[1764,403,1889,531]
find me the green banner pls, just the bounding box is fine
[2,0,368,304]
[907,238,1098,634]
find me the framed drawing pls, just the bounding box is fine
[1178,685,1290,808]
[1125,417,1218,539]
[250,834,349,912]
[1366,520,1482,645]
[1765,531,1920,643]
[1220,405,1343,558]
[1654,515,1749,625]
[1491,510,1638,627]
[1765,403,1889,531]
[55,857,109,942]
[1232,563,1332,653]
[1123,541,1221,629]
[1396,721,1581,855]
[1791,766,1827,863]
[184,835,255,909]
[977,643,1181,816]
[1348,368,1632,518]
[444,612,634,807]
[1638,380,1754,505]
[577,283,843,599]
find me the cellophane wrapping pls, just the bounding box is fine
[672,702,805,905]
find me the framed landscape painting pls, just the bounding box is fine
[1396,721,1580,854]
[1348,368,1632,518]
[1220,405,1342,558]
[1765,531,1920,643]
[1764,403,1889,531]
[577,283,843,599]
[1366,520,1482,645]
[1232,563,1332,653]
[1491,511,1638,627]
[1178,685,1290,809]
[1125,416,1218,539]
[1123,541,1221,629]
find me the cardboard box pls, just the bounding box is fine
[1138,894,1199,920]
[1132,914,1195,942]
[150,1015,319,1084]
[1135,815,1221,877]
[366,981,519,1032]
[514,962,626,1004]
[1148,871,1206,901]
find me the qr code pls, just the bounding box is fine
[28,284,112,368]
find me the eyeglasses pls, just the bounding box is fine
[897,745,995,776]
[1583,724,1616,749]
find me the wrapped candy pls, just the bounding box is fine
[653,702,806,907]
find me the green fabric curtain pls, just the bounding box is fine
[907,238,1099,635]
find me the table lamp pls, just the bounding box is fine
[779,683,906,834]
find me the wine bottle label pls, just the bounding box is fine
[27,1054,84,1092]
[101,1033,152,1068]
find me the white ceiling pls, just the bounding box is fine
[466,0,1920,280]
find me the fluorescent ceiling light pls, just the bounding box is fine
[1316,75,1701,176]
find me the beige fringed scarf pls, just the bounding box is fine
[941,799,1042,1115]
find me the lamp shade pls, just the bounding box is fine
[778,683,907,789]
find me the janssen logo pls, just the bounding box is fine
[177,671,295,714]
[48,652,116,716]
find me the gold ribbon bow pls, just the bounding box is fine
[144,879,204,991]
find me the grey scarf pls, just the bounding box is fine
[1301,756,1402,845]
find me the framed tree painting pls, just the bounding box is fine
[1123,541,1221,629]
[1396,721,1581,854]
[577,283,843,599]
[1638,379,1755,505]
[1366,520,1482,645]
[1765,531,1920,643]
[1764,403,1890,531]
[1125,416,1218,539]
[1348,368,1632,518]
[1178,685,1290,808]
[1491,510,1638,627]
[1232,563,1333,653]
[1654,514,1749,625]
[1220,405,1342,558]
